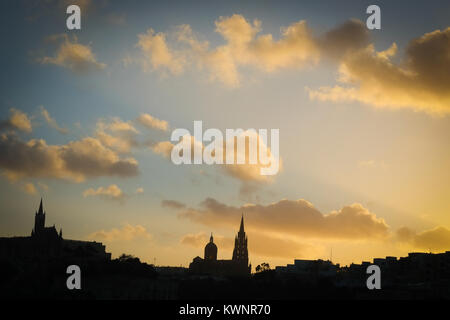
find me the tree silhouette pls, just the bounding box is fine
[255,262,271,273]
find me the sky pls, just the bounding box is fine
[0,0,450,269]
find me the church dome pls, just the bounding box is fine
[204,233,217,261]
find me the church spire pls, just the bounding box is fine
[34,198,45,235]
[233,214,248,264]
[38,198,44,214]
[210,232,213,243]
[239,213,245,233]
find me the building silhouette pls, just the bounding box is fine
[189,215,251,276]
[0,198,111,262]
[31,198,63,242]
[204,233,217,261]
[232,215,248,264]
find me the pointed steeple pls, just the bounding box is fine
[38,198,44,214]
[210,232,214,243]
[233,213,249,264]
[239,213,244,233]
[34,198,46,234]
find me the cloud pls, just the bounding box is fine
[0,108,32,133]
[221,129,281,184]
[208,129,281,197]
[161,199,186,209]
[135,15,320,87]
[40,106,68,134]
[179,198,390,240]
[83,184,125,201]
[38,34,106,73]
[22,182,37,195]
[0,134,138,182]
[87,224,152,242]
[95,115,170,154]
[308,27,450,115]
[215,15,318,71]
[150,140,174,159]
[396,226,450,251]
[152,130,280,197]
[105,117,138,134]
[134,16,450,115]
[249,232,316,259]
[169,129,280,180]
[317,19,369,60]
[137,28,185,75]
[95,118,139,154]
[199,15,320,86]
[181,232,233,249]
[136,113,169,131]
[133,16,372,88]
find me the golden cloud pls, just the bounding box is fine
[83,184,125,201]
[39,34,106,73]
[87,224,152,242]
[308,27,450,115]
[137,28,185,75]
[133,16,376,88]
[212,129,281,184]
[179,198,390,240]
[151,130,280,198]
[0,108,32,133]
[396,226,450,251]
[95,117,139,154]
[150,140,174,159]
[135,14,320,87]
[136,113,169,131]
[135,16,450,115]
[22,182,37,195]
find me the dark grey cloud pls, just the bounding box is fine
[0,134,138,182]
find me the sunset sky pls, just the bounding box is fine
[1,0,450,269]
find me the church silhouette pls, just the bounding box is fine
[189,215,251,276]
[0,199,111,261]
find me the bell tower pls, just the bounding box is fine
[232,214,248,264]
